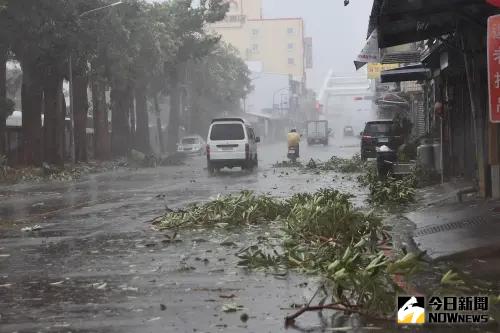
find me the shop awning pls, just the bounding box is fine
[354,29,379,70]
[368,0,496,49]
[380,64,430,83]
[381,51,421,64]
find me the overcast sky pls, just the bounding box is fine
[262,0,372,90]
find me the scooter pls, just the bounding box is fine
[287,145,299,162]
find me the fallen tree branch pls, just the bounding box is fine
[284,303,391,327]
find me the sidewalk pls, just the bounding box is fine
[405,180,500,261]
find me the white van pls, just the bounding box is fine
[206,118,260,173]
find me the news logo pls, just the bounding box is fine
[427,296,489,324]
[397,296,425,324]
[397,295,490,325]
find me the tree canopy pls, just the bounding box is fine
[0,0,252,164]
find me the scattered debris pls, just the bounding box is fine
[0,160,125,184]
[92,282,107,290]
[21,225,42,232]
[273,160,303,168]
[305,159,317,169]
[240,313,249,322]
[222,303,244,313]
[192,238,208,243]
[49,281,64,286]
[120,285,139,292]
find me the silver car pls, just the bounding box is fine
[177,135,206,155]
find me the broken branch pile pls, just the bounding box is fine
[154,188,423,318]
[357,167,416,206]
[154,191,287,229]
[0,161,120,184]
[274,154,368,174]
[312,154,368,173]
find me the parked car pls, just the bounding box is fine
[343,125,355,137]
[206,118,260,174]
[360,120,402,160]
[177,135,206,155]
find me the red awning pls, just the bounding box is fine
[487,0,500,8]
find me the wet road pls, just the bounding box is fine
[0,138,378,333]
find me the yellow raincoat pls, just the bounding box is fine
[287,132,300,147]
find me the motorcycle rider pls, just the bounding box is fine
[287,128,301,157]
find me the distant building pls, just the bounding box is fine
[210,0,307,82]
[210,0,310,119]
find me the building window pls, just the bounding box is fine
[287,27,295,34]
[288,58,295,65]
[288,43,294,50]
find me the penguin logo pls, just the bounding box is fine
[397,296,425,324]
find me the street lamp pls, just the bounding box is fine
[68,1,123,162]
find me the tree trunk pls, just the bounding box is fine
[0,48,6,156]
[190,101,199,135]
[154,94,165,154]
[111,87,130,157]
[91,75,110,160]
[129,88,136,146]
[73,73,88,162]
[167,78,181,153]
[43,74,64,166]
[62,93,69,161]
[135,86,150,153]
[21,63,43,166]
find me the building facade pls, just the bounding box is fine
[369,0,500,197]
[210,0,306,81]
